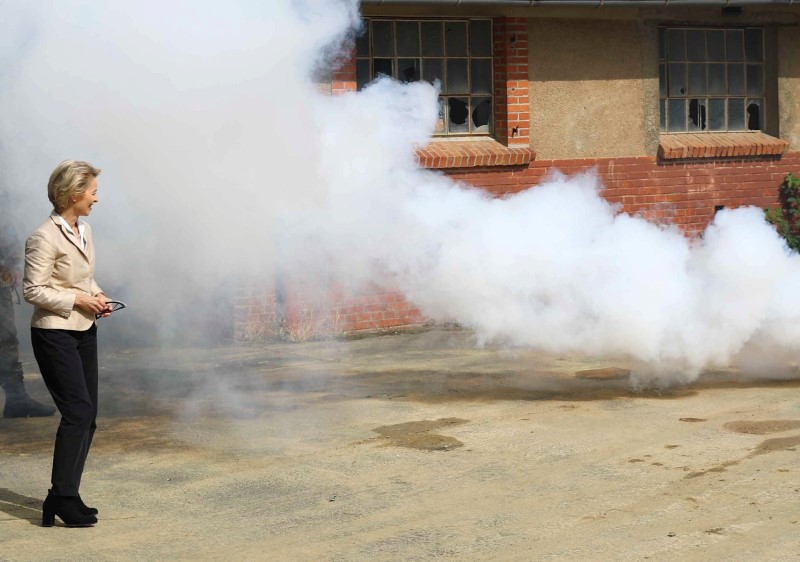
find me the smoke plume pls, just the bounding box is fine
[1,0,799,386]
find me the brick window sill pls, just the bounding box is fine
[415,138,535,170]
[658,132,788,160]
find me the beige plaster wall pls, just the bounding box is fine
[529,18,649,160]
[778,25,800,151]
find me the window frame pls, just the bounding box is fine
[355,17,494,137]
[658,25,767,134]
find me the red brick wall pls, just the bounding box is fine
[234,152,799,340]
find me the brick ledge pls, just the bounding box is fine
[659,132,788,160]
[415,139,535,170]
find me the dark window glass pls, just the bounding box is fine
[356,59,371,90]
[708,64,726,96]
[747,98,762,130]
[448,97,469,133]
[667,29,685,60]
[658,27,666,60]
[398,59,420,83]
[745,28,763,62]
[470,20,492,56]
[686,30,706,62]
[668,99,686,131]
[708,98,726,130]
[373,58,392,80]
[688,98,707,131]
[688,63,707,95]
[746,64,764,96]
[356,22,370,57]
[472,97,492,133]
[728,64,745,95]
[445,22,467,56]
[446,59,468,93]
[421,22,444,56]
[396,22,419,57]
[728,98,745,129]
[707,30,725,61]
[659,63,667,97]
[372,21,394,57]
[471,59,492,94]
[726,30,744,62]
[660,99,666,131]
[668,63,686,96]
[423,59,444,88]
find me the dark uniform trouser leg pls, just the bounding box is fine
[0,288,24,395]
[31,325,98,496]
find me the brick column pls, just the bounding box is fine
[331,49,357,94]
[493,17,530,147]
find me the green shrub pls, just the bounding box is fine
[765,172,800,252]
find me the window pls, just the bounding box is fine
[658,26,765,133]
[356,19,493,136]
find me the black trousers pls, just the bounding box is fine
[31,325,98,496]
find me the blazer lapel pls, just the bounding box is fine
[50,214,89,260]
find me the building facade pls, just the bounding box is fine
[235,1,800,341]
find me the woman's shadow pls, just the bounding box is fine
[0,488,42,526]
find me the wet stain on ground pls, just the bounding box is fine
[574,367,631,380]
[685,422,800,479]
[724,420,800,435]
[373,418,468,451]
[679,417,706,423]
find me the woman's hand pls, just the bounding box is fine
[74,293,112,316]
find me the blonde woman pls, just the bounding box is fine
[24,160,112,527]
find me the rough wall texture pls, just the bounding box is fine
[779,24,800,150]
[529,19,648,160]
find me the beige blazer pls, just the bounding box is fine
[23,212,103,330]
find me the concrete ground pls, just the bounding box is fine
[1,328,799,561]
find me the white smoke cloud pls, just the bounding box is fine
[1,0,799,385]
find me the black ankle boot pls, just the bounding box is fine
[76,494,99,516]
[3,394,56,418]
[42,492,97,527]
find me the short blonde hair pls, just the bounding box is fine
[47,160,101,212]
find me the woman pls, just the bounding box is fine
[24,160,112,527]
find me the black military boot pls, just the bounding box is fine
[1,367,56,418]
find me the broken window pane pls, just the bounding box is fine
[746,64,764,96]
[708,98,725,130]
[668,63,686,96]
[686,30,706,62]
[396,21,420,57]
[471,59,492,94]
[373,58,392,80]
[448,97,469,133]
[470,20,492,57]
[708,63,726,95]
[356,59,370,90]
[421,22,444,56]
[472,97,491,133]
[668,98,686,132]
[667,29,685,60]
[689,98,707,131]
[372,21,394,57]
[445,22,467,57]
[688,63,707,95]
[707,30,725,61]
[435,97,446,134]
[423,58,444,89]
[747,98,762,130]
[660,99,666,131]
[728,64,745,95]
[726,30,744,62]
[446,58,468,93]
[745,28,763,62]
[398,58,420,83]
[728,98,745,130]
[356,22,370,57]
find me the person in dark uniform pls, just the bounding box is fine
[0,189,56,418]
